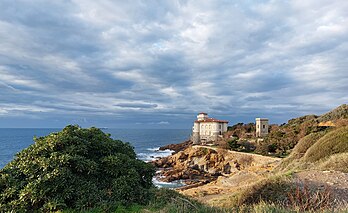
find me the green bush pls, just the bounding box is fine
[0,125,155,212]
[228,138,240,150]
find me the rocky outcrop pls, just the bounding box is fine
[153,144,282,207]
[159,140,192,154]
[153,146,251,184]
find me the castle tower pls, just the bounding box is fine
[256,118,269,137]
[192,122,200,145]
[197,112,208,121]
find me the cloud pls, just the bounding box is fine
[115,103,158,109]
[0,0,347,127]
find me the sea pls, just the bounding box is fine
[0,128,191,188]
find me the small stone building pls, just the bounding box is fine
[255,118,269,137]
[192,113,229,145]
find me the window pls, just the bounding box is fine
[263,125,265,128]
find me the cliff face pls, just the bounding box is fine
[153,146,280,184]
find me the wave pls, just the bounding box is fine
[146,147,160,151]
[137,147,174,162]
[152,177,185,189]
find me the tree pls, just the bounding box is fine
[0,125,155,212]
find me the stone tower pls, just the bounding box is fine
[192,121,201,145]
[256,118,269,137]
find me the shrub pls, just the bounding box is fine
[287,182,334,212]
[0,125,155,212]
[227,138,240,150]
[317,104,348,122]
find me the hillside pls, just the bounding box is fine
[317,104,348,122]
[225,104,348,157]
[219,105,348,210]
[276,125,348,173]
[154,104,348,212]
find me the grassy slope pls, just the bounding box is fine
[275,126,348,173]
[275,131,328,172]
[304,126,348,163]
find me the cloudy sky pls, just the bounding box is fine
[0,0,347,128]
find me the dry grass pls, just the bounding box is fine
[317,152,348,173]
[304,126,348,163]
[286,182,334,212]
[275,132,327,172]
[229,175,293,206]
[276,126,348,173]
[291,131,328,158]
[239,155,254,168]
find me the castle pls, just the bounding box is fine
[255,118,269,137]
[191,113,229,145]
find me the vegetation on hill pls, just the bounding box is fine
[216,104,348,212]
[0,125,155,212]
[276,125,348,173]
[304,126,348,162]
[232,104,348,157]
[227,123,256,138]
[317,104,348,122]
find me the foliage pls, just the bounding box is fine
[0,125,155,212]
[227,123,256,138]
[224,104,347,158]
[227,137,240,150]
[228,138,255,153]
[317,104,348,122]
[255,116,333,157]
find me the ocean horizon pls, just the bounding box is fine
[0,128,191,169]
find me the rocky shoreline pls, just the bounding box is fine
[158,140,192,154]
[153,146,234,184]
[152,140,278,186]
[151,140,282,202]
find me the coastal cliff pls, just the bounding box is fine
[153,145,281,202]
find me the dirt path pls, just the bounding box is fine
[293,170,348,202]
